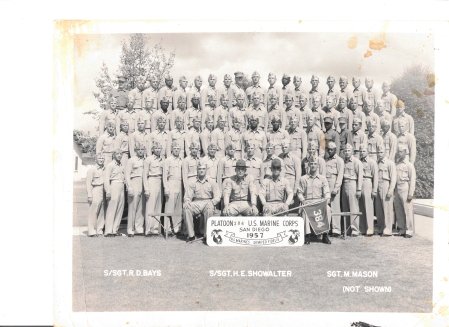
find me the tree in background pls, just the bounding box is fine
[390,64,434,198]
[84,34,176,124]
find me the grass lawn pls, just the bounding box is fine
[72,180,432,312]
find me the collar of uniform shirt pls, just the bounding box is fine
[354,87,359,91]
[249,129,260,134]
[307,173,319,179]
[310,89,318,93]
[96,165,104,170]
[329,155,337,160]
[378,158,386,164]
[127,109,136,114]
[208,156,217,161]
[328,89,334,93]
[360,157,368,162]
[196,176,209,183]
[247,156,257,161]
[353,130,360,135]
[295,87,300,91]
[157,130,167,134]
[226,156,236,161]
[115,161,122,166]
[345,156,353,163]
[107,133,115,138]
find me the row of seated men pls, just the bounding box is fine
[96,98,416,173]
[86,134,416,245]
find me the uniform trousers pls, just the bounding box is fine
[263,201,285,216]
[120,153,130,171]
[165,179,183,233]
[341,179,360,235]
[184,200,214,238]
[327,176,341,234]
[87,185,105,236]
[359,178,375,235]
[105,182,125,235]
[225,201,253,216]
[127,177,144,235]
[145,177,162,235]
[394,182,414,235]
[286,175,299,213]
[301,199,331,234]
[375,180,394,235]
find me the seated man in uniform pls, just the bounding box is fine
[222,159,259,216]
[183,160,221,243]
[259,159,293,216]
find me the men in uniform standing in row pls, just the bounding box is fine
[323,117,340,159]
[125,142,145,237]
[217,74,234,108]
[243,115,266,160]
[351,118,367,159]
[222,159,258,216]
[201,75,218,113]
[297,156,332,245]
[153,96,171,132]
[392,100,415,136]
[298,94,312,130]
[142,75,159,111]
[364,101,380,135]
[225,117,244,159]
[171,95,187,131]
[99,97,119,135]
[233,72,248,107]
[380,81,397,117]
[266,92,287,133]
[182,142,200,192]
[325,76,340,109]
[292,75,303,109]
[352,77,364,110]
[363,77,379,108]
[341,144,363,236]
[97,121,116,166]
[215,94,230,131]
[366,120,383,161]
[322,96,340,133]
[246,71,266,107]
[262,142,285,179]
[143,141,164,236]
[284,94,302,130]
[259,159,293,216]
[200,115,214,156]
[308,75,324,109]
[187,76,202,109]
[150,116,169,159]
[167,116,186,159]
[129,75,147,111]
[138,97,156,132]
[211,115,227,160]
[117,96,137,135]
[173,75,188,110]
[305,115,325,158]
[86,152,106,237]
[376,101,392,126]
[266,73,282,107]
[396,119,416,165]
[204,142,219,183]
[129,118,150,158]
[375,144,397,237]
[339,76,351,103]
[338,117,353,159]
[336,96,353,130]
[394,144,416,238]
[358,144,378,236]
[247,92,268,132]
[278,139,301,212]
[217,143,237,190]
[267,117,289,157]
[229,92,248,133]
[185,117,201,156]
[183,160,221,243]
[325,142,344,236]
[380,119,397,161]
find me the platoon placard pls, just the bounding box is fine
[206,217,304,246]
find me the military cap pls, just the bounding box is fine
[119,119,129,126]
[293,75,301,82]
[284,93,293,100]
[113,148,123,154]
[152,141,162,148]
[148,75,158,82]
[271,116,282,123]
[280,139,291,146]
[327,141,337,149]
[352,76,360,82]
[268,91,279,99]
[365,77,373,82]
[208,74,217,80]
[217,115,226,121]
[308,140,318,148]
[226,143,237,150]
[208,93,217,101]
[189,141,200,149]
[338,96,347,102]
[366,119,376,127]
[376,144,385,152]
[266,141,275,148]
[353,118,362,124]
[268,72,276,79]
[194,75,203,81]
[252,71,260,77]
[380,118,391,126]
[137,117,145,123]
[338,117,347,123]
[327,75,336,81]
[344,143,353,150]
[311,74,319,80]
[232,116,243,123]
[299,93,308,99]
[161,96,171,103]
[382,81,391,87]
[248,114,259,121]
[156,116,166,122]
[359,144,368,150]
[236,92,246,100]
[165,74,173,80]
[324,117,333,123]
[118,75,127,82]
[290,116,299,123]
[175,115,184,122]
[136,75,146,83]
[220,93,229,100]
[397,144,408,152]
[252,91,262,99]
[197,160,207,169]
[234,71,244,78]
[179,75,187,81]
[135,142,146,150]
[307,155,319,163]
[192,92,200,99]
[282,73,290,79]
[207,142,218,149]
[205,115,214,122]
[340,76,348,81]
[171,141,181,148]
[271,158,282,168]
[224,74,232,79]
[397,100,405,109]
[192,116,201,122]
[233,159,250,168]
[177,94,187,102]
[145,96,155,102]
[95,152,105,159]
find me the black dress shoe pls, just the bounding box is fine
[105,234,115,237]
[304,235,310,245]
[135,233,144,236]
[381,234,392,237]
[128,234,134,237]
[322,233,331,244]
[404,234,412,238]
[186,236,195,243]
[365,234,373,237]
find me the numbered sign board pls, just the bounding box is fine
[206,216,304,246]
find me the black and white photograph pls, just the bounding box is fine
[51,20,449,327]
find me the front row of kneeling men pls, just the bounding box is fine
[86,137,416,244]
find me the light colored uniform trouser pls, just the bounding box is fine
[105,182,125,235]
[120,153,130,172]
[87,185,105,236]
[225,201,253,216]
[375,180,394,235]
[327,176,341,234]
[127,177,144,235]
[184,200,214,237]
[341,179,360,235]
[359,178,375,234]
[301,199,331,234]
[286,175,299,213]
[145,177,162,235]
[394,183,414,235]
[165,179,183,233]
[263,202,284,216]
[104,153,113,167]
